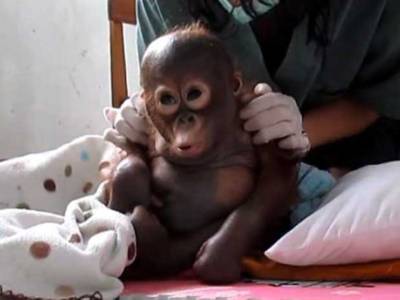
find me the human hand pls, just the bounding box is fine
[103,93,149,151]
[240,83,310,158]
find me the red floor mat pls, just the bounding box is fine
[122,279,400,299]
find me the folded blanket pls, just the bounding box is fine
[0,196,135,299]
[0,136,135,299]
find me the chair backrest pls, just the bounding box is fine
[108,0,136,107]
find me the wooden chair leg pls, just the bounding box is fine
[110,20,128,108]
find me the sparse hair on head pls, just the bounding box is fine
[166,21,217,41]
[140,22,235,89]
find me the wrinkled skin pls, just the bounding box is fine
[110,25,298,284]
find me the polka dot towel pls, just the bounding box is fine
[0,135,124,214]
[0,194,135,299]
[0,135,135,299]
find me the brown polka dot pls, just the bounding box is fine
[30,241,51,259]
[55,285,75,297]
[16,202,30,209]
[68,234,81,244]
[83,182,93,194]
[127,243,136,261]
[17,185,22,191]
[43,179,56,192]
[64,165,72,177]
[98,161,111,171]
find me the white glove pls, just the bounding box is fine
[240,83,310,156]
[103,93,149,151]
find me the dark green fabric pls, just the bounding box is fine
[136,0,400,118]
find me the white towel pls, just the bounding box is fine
[0,135,135,299]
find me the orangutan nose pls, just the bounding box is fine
[178,113,196,127]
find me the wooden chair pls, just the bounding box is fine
[108,0,137,108]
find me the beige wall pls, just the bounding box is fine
[0,0,139,158]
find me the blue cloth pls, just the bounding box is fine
[291,163,336,226]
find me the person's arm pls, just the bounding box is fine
[303,0,400,149]
[303,98,379,149]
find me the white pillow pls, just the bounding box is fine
[266,161,400,266]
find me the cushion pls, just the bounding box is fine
[266,161,400,266]
[242,256,400,282]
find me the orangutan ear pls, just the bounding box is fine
[233,71,244,96]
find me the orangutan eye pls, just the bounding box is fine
[187,88,202,101]
[184,82,210,110]
[160,93,177,106]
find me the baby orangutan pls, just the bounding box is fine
[110,24,298,284]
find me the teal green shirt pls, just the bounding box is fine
[136,0,400,119]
